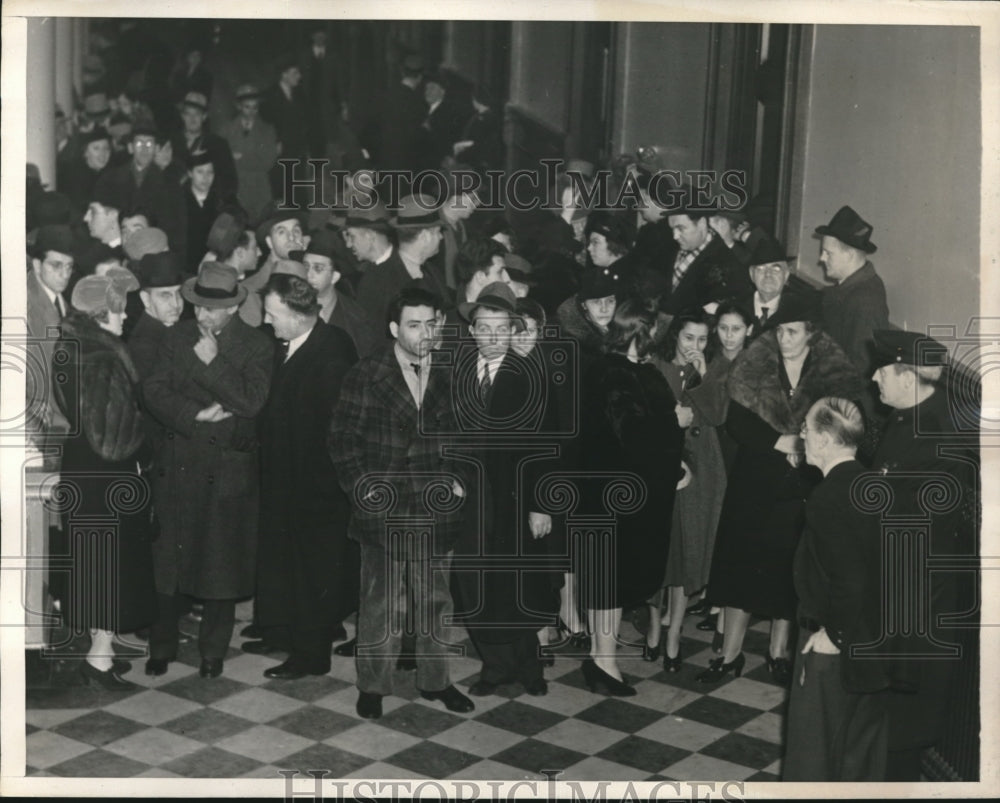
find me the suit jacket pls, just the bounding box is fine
[143,314,274,597]
[328,344,467,556]
[257,321,359,628]
[127,311,172,459]
[261,83,310,161]
[737,284,821,340]
[354,248,452,326]
[794,459,890,693]
[416,95,470,171]
[821,262,890,376]
[183,186,237,271]
[26,269,70,434]
[661,234,751,314]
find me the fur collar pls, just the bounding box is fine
[556,295,607,355]
[728,329,865,434]
[60,313,140,384]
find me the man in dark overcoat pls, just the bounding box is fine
[142,263,274,678]
[784,397,892,781]
[815,205,890,376]
[252,272,359,679]
[449,282,561,697]
[868,330,979,781]
[329,286,474,720]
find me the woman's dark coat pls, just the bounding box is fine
[53,314,157,632]
[707,329,866,618]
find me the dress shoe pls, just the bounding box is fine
[524,678,548,696]
[421,685,475,713]
[696,652,745,683]
[766,654,793,686]
[686,599,712,616]
[581,658,636,697]
[263,658,330,680]
[663,648,683,673]
[144,658,169,676]
[112,659,132,675]
[241,640,288,656]
[356,691,383,719]
[333,637,356,657]
[396,654,417,672]
[696,613,719,631]
[468,679,500,697]
[642,640,661,662]
[240,623,262,639]
[79,660,136,691]
[199,658,223,678]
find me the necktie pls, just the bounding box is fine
[760,306,769,326]
[410,362,421,377]
[279,341,290,362]
[479,364,492,404]
[54,295,65,320]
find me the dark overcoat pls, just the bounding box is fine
[354,248,453,326]
[143,314,274,598]
[869,386,979,752]
[707,330,866,618]
[94,164,187,258]
[451,347,563,643]
[577,352,684,609]
[53,314,157,632]
[328,344,468,558]
[257,321,359,631]
[820,262,890,376]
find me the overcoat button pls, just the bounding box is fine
[209,436,217,445]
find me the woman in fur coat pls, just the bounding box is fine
[53,270,157,691]
[698,294,866,685]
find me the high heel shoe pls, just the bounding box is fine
[695,652,745,683]
[642,640,661,662]
[79,659,137,691]
[581,658,637,697]
[765,654,793,686]
[663,647,682,673]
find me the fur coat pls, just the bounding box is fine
[727,329,867,434]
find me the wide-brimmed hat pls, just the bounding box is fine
[814,205,878,254]
[458,280,518,322]
[180,91,208,112]
[137,251,187,288]
[123,227,169,262]
[344,201,392,230]
[390,194,443,230]
[503,253,534,284]
[181,262,247,308]
[83,92,110,118]
[872,329,949,369]
[255,205,308,245]
[302,228,340,261]
[764,291,821,328]
[32,224,76,260]
[748,238,795,268]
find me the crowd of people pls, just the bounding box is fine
[25,20,979,785]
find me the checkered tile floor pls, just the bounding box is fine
[25,604,788,780]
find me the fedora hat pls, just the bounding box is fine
[302,228,340,261]
[344,201,392,230]
[255,205,308,245]
[814,205,877,254]
[83,92,110,118]
[390,194,443,230]
[182,263,247,308]
[32,224,76,261]
[748,238,795,268]
[180,91,208,112]
[137,251,187,288]
[458,280,517,322]
[234,83,260,102]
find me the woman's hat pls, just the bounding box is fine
[181,263,247,308]
[585,211,633,251]
[458,280,518,322]
[764,291,821,328]
[814,205,877,254]
[124,227,169,262]
[71,274,128,315]
[577,266,621,302]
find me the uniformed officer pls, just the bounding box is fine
[868,329,980,781]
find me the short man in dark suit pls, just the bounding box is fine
[783,397,891,781]
[142,264,274,679]
[816,205,890,377]
[253,271,359,679]
[329,287,474,720]
[662,202,751,314]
